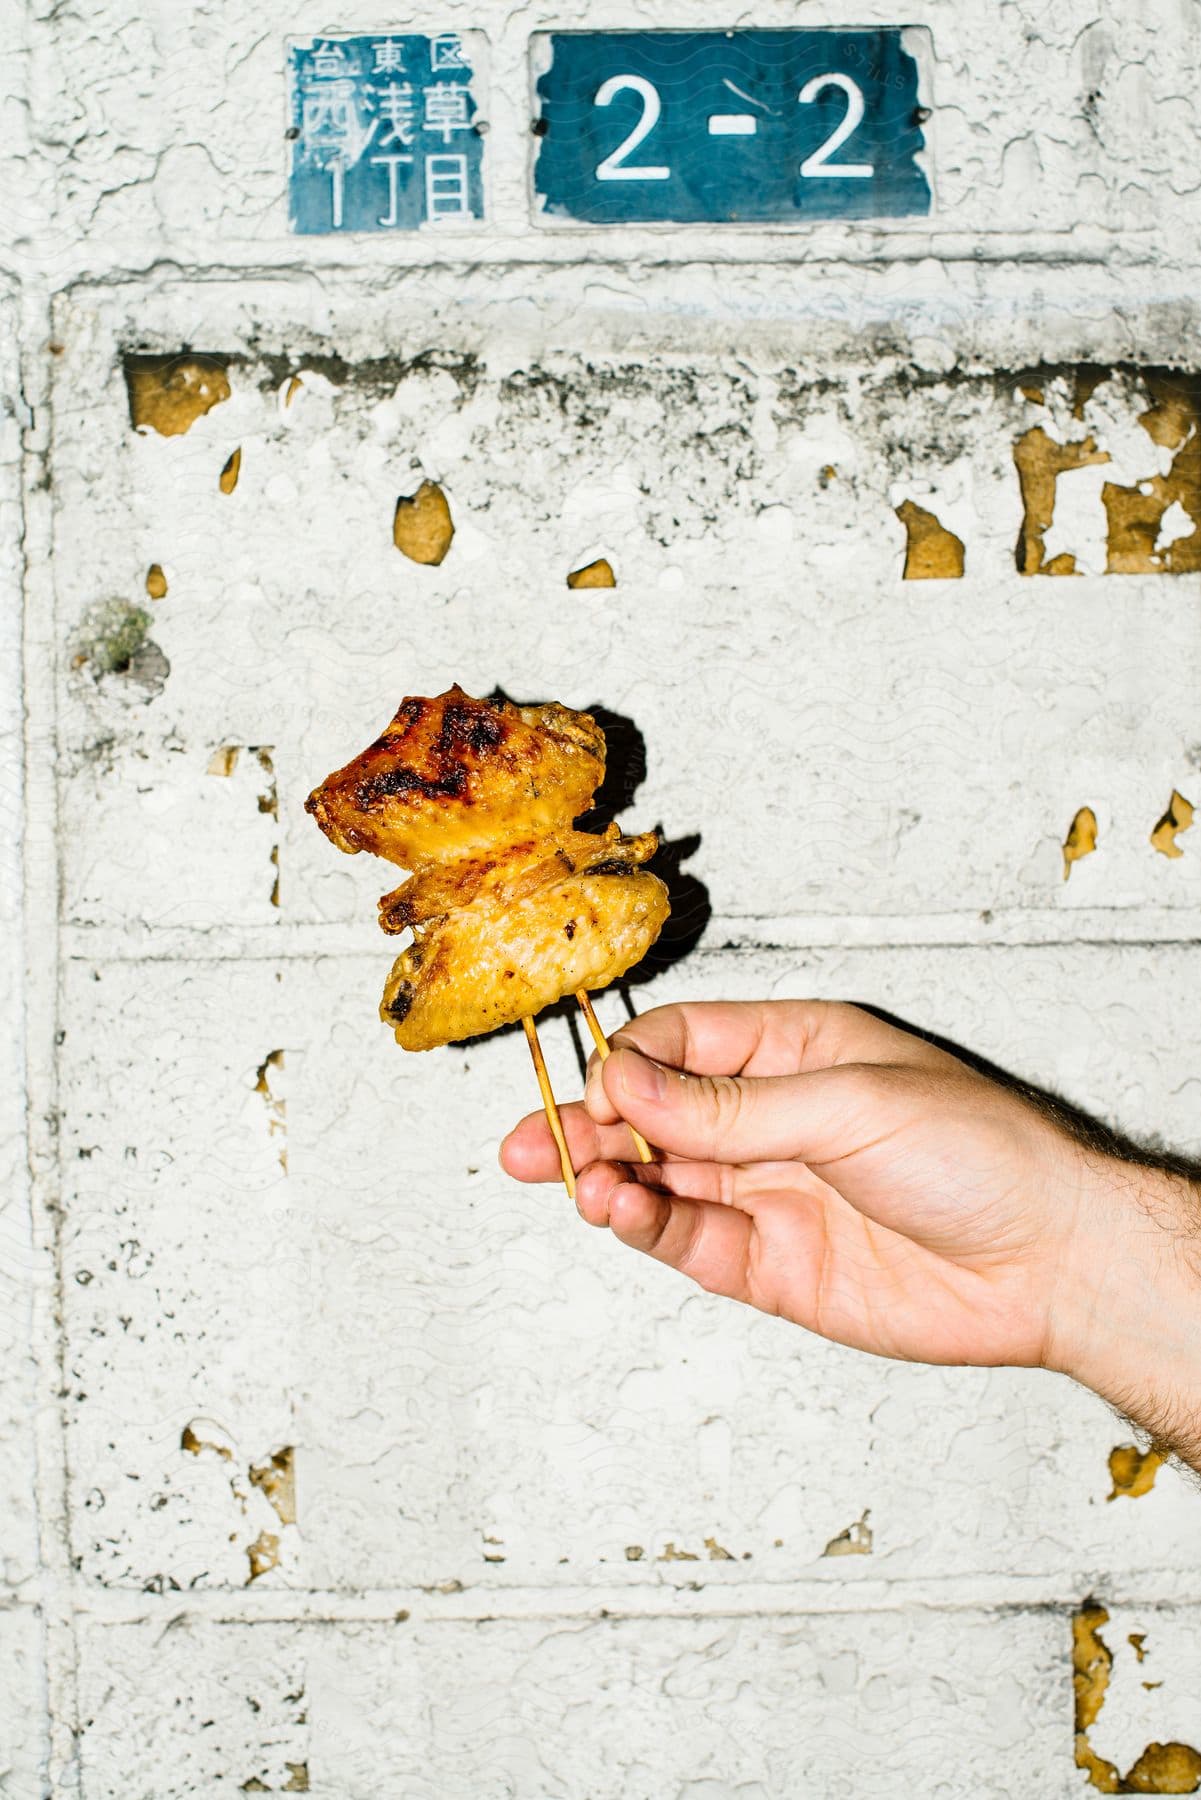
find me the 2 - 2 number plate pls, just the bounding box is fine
[532,29,931,225]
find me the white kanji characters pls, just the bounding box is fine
[311,40,352,79]
[430,33,467,72]
[372,152,414,226]
[425,153,471,219]
[372,38,407,74]
[300,40,376,167]
[423,81,472,143]
[372,80,416,147]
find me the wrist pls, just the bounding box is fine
[1046,1154,1201,1467]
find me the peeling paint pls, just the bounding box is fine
[248,1449,295,1527]
[144,563,167,599]
[208,745,241,777]
[181,1420,235,1462]
[895,499,965,578]
[1073,1604,1201,1793]
[658,1542,699,1562]
[253,1051,287,1173]
[220,447,242,495]
[1063,807,1099,880]
[124,354,232,436]
[393,479,454,564]
[567,556,616,589]
[1107,1445,1164,1501]
[1103,378,1201,575]
[1014,427,1109,575]
[246,1531,281,1583]
[1150,792,1195,859]
[823,1511,873,1557]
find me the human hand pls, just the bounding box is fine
[500,1000,1201,1463]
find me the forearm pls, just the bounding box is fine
[1046,1157,1201,1471]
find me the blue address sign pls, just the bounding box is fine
[532,29,931,225]
[288,33,485,233]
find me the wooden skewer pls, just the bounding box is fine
[575,990,655,1165]
[522,1015,576,1198]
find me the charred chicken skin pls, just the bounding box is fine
[306,686,670,1051]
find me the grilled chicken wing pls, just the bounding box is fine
[305,685,606,869]
[307,685,670,1050]
[376,823,660,933]
[380,859,670,1051]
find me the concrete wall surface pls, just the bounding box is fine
[2,1,1201,1794]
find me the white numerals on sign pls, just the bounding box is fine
[798,72,874,178]
[594,74,671,180]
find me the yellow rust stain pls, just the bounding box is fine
[1063,806,1099,880]
[219,447,242,495]
[125,355,231,436]
[145,563,167,600]
[393,479,454,565]
[567,557,616,589]
[1107,1444,1164,1500]
[1014,427,1110,575]
[246,1530,280,1582]
[895,499,965,579]
[1150,791,1195,859]
[1104,377,1201,575]
[249,1447,295,1527]
[822,1510,872,1558]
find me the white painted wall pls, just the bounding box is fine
[2,3,1201,1795]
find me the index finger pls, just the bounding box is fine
[609,999,943,1079]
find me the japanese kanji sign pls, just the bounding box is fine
[531,30,932,225]
[288,34,485,233]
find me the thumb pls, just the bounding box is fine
[601,1047,865,1165]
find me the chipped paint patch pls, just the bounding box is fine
[253,1050,287,1173]
[1104,377,1201,574]
[246,1531,281,1583]
[220,447,242,494]
[1014,427,1108,575]
[208,744,241,777]
[124,354,231,435]
[393,479,454,564]
[895,499,965,578]
[823,1511,873,1557]
[249,1449,296,1527]
[567,556,616,588]
[182,1419,236,1461]
[1150,792,1195,859]
[1063,807,1099,879]
[1108,1445,1164,1501]
[144,562,167,599]
[1073,1604,1201,1793]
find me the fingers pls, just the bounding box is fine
[574,1163,756,1303]
[603,999,944,1084]
[597,1049,878,1166]
[500,1100,656,1184]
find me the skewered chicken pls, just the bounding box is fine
[306,686,670,1052]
